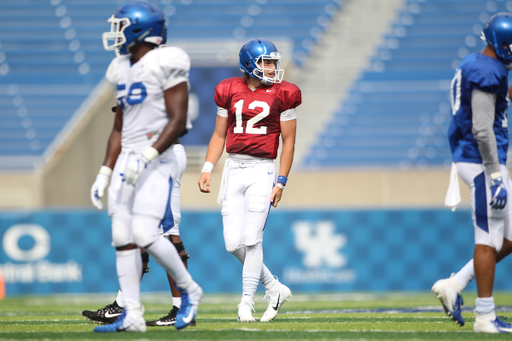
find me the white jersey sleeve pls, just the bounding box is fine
[217,106,228,118]
[280,108,297,121]
[147,46,191,91]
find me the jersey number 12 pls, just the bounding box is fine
[233,100,269,134]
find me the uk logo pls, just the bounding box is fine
[283,221,355,284]
[292,221,347,268]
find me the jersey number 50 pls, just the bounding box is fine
[233,100,269,134]
[117,82,147,110]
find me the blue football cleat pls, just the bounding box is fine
[175,282,203,330]
[431,275,465,326]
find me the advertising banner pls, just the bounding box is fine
[1,209,511,295]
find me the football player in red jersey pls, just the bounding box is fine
[198,38,301,322]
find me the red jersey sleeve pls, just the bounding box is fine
[279,81,302,112]
[214,77,237,109]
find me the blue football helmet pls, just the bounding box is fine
[481,12,512,63]
[103,1,166,55]
[239,38,284,85]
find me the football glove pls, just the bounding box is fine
[90,166,112,210]
[123,147,159,185]
[490,173,507,210]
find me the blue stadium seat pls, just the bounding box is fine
[303,0,505,169]
[0,0,343,161]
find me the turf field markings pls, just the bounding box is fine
[283,305,512,314]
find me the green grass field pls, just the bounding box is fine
[2,291,512,340]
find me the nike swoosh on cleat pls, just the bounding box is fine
[181,308,196,324]
[104,312,122,318]
[156,321,174,326]
[272,295,280,311]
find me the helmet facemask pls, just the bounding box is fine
[102,16,131,52]
[251,52,284,86]
[102,1,166,56]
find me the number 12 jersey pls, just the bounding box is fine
[214,77,302,159]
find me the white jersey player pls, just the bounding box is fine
[90,1,202,333]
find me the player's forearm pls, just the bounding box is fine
[279,140,294,178]
[205,133,226,166]
[102,129,122,169]
[152,118,187,154]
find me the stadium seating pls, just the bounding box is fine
[303,0,511,169]
[0,0,342,166]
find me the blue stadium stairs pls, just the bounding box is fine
[303,0,511,169]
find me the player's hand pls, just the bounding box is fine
[490,175,507,210]
[91,166,112,210]
[124,156,150,185]
[123,147,159,185]
[198,172,211,193]
[270,185,283,207]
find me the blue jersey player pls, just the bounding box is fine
[432,13,512,333]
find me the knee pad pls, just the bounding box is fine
[243,222,263,247]
[224,238,243,253]
[165,235,190,261]
[132,215,160,248]
[229,247,246,264]
[141,251,150,274]
[111,219,133,248]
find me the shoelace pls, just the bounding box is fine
[495,317,512,328]
[453,294,463,311]
[158,311,176,321]
[238,299,255,312]
[263,290,276,305]
[100,303,121,314]
[263,286,281,306]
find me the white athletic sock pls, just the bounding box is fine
[242,243,263,299]
[454,259,474,289]
[244,243,263,274]
[116,249,142,311]
[172,297,182,309]
[145,236,191,287]
[242,273,259,299]
[260,265,276,289]
[115,290,124,308]
[475,296,495,316]
[230,246,275,289]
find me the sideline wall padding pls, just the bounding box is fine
[1,209,509,295]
